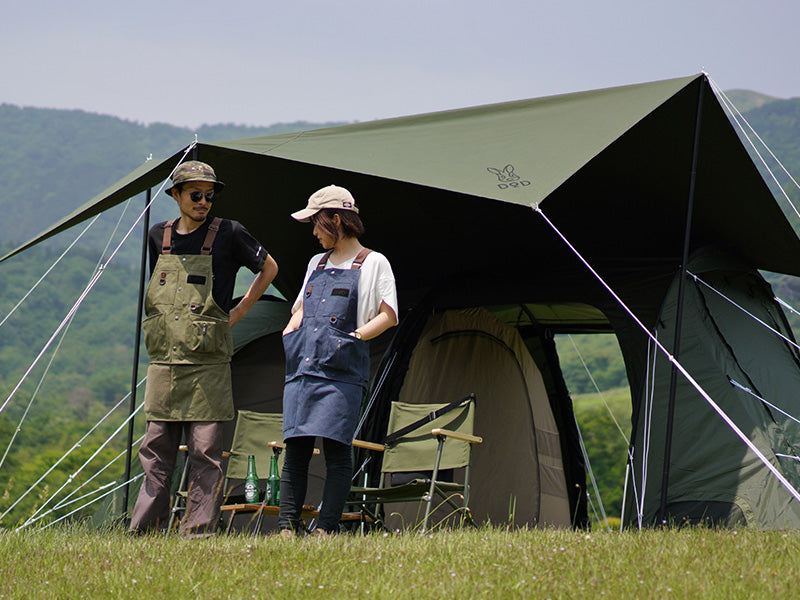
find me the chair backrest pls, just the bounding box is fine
[381,399,475,474]
[226,410,284,480]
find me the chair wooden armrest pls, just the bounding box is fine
[179,443,231,457]
[230,444,319,455]
[352,439,385,452]
[430,428,483,444]
[270,441,321,455]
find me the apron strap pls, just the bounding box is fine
[351,248,372,270]
[315,250,334,270]
[201,217,223,255]
[161,219,178,254]
[163,217,222,255]
[315,248,372,270]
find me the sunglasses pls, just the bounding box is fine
[188,190,217,203]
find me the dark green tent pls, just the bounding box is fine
[7,73,800,528]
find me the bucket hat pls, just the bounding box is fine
[165,161,226,196]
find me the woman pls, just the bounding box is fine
[279,184,398,537]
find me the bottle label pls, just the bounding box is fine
[244,482,259,503]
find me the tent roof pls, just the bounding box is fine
[5,74,800,320]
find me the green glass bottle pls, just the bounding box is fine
[267,453,280,506]
[244,454,259,503]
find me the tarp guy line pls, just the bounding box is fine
[0,215,100,329]
[619,463,631,532]
[566,334,629,444]
[353,353,397,440]
[25,433,146,529]
[776,454,800,463]
[573,414,611,531]
[1,379,145,525]
[0,311,76,471]
[0,145,194,417]
[1,198,137,471]
[710,76,800,224]
[19,394,144,529]
[53,434,145,512]
[618,329,658,529]
[533,204,800,509]
[729,377,800,429]
[42,472,144,531]
[711,76,800,195]
[95,196,134,267]
[776,297,800,320]
[688,271,800,354]
[584,489,606,532]
[637,336,660,528]
[20,397,145,529]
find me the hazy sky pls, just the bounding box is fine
[2,1,798,128]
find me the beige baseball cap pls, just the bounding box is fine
[291,185,359,222]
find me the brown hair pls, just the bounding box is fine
[312,209,365,239]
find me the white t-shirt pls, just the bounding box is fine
[292,250,398,329]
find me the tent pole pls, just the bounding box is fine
[657,76,707,525]
[121,188,151,521]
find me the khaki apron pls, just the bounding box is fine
[141,218,234,421]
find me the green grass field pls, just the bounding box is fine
[1,525,798,599]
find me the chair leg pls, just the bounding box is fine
[252,499,269,537]
[359,470,369,537]
[462,451,473,526]
[422,435,446,533]
[168,446,190,532]
[224,508,237,535]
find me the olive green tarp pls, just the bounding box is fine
[9,73,800,528]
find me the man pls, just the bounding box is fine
[129,160,278,537]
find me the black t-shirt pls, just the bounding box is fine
[148,218,268,313]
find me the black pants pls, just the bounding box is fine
[278,436,352,533]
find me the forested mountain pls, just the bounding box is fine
[0,103,346,248]
[1,88,799,526]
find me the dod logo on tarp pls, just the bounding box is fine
[487,164,531,189]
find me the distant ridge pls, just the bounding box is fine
[0,103,347,246]
[723,89,781,112]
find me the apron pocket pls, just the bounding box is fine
[142,313,168,359]
[188,315,232,357]
[324,325,368,378]
[145,268,179,308]
[282,327,304,378]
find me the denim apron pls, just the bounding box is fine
[282,249,371,444]
[141,217,234,421]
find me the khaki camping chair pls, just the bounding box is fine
[219,410,288,534]
[349,393,482,533]
[219,409,363,534]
